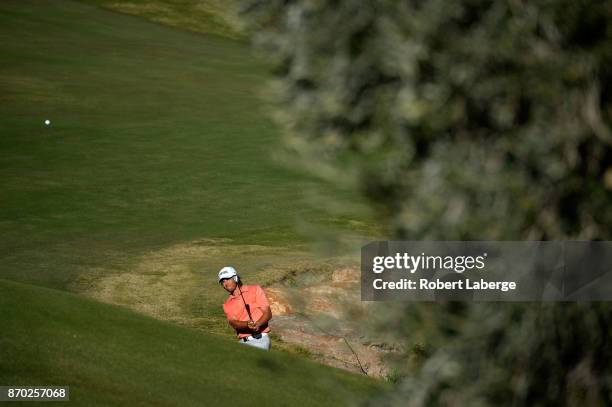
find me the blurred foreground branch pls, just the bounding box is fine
[240,0,612,404]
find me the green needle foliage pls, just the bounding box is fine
[241,0,612,240]
[240,0,612,404]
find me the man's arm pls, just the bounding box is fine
[223,303,252,331]
[248,285,273,331]
[228,319,251,330]
[248,306,272,331]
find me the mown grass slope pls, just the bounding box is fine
[0,0,372,291]
[0,279,384,406]
[0,0,382,393]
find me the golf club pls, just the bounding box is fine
[236,284,262,339]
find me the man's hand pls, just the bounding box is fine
[247,320,260,332]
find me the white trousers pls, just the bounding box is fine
[239,332,270,350]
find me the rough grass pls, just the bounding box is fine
[78,0,242,39]
[75,239,361,321]
[70,238,332,335]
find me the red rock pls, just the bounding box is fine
[265,287,292,316]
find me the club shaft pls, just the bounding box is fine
[237,285,253,321]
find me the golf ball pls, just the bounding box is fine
[44,119,50,126]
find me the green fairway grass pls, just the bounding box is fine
[0,279,385,406]
[0,0,374,291]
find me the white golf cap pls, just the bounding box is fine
[218,266,237,282]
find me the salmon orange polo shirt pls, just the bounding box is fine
[222,285,271,338]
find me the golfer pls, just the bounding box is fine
[218,266,272,350]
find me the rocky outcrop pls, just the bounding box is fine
[266,267,392,378]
